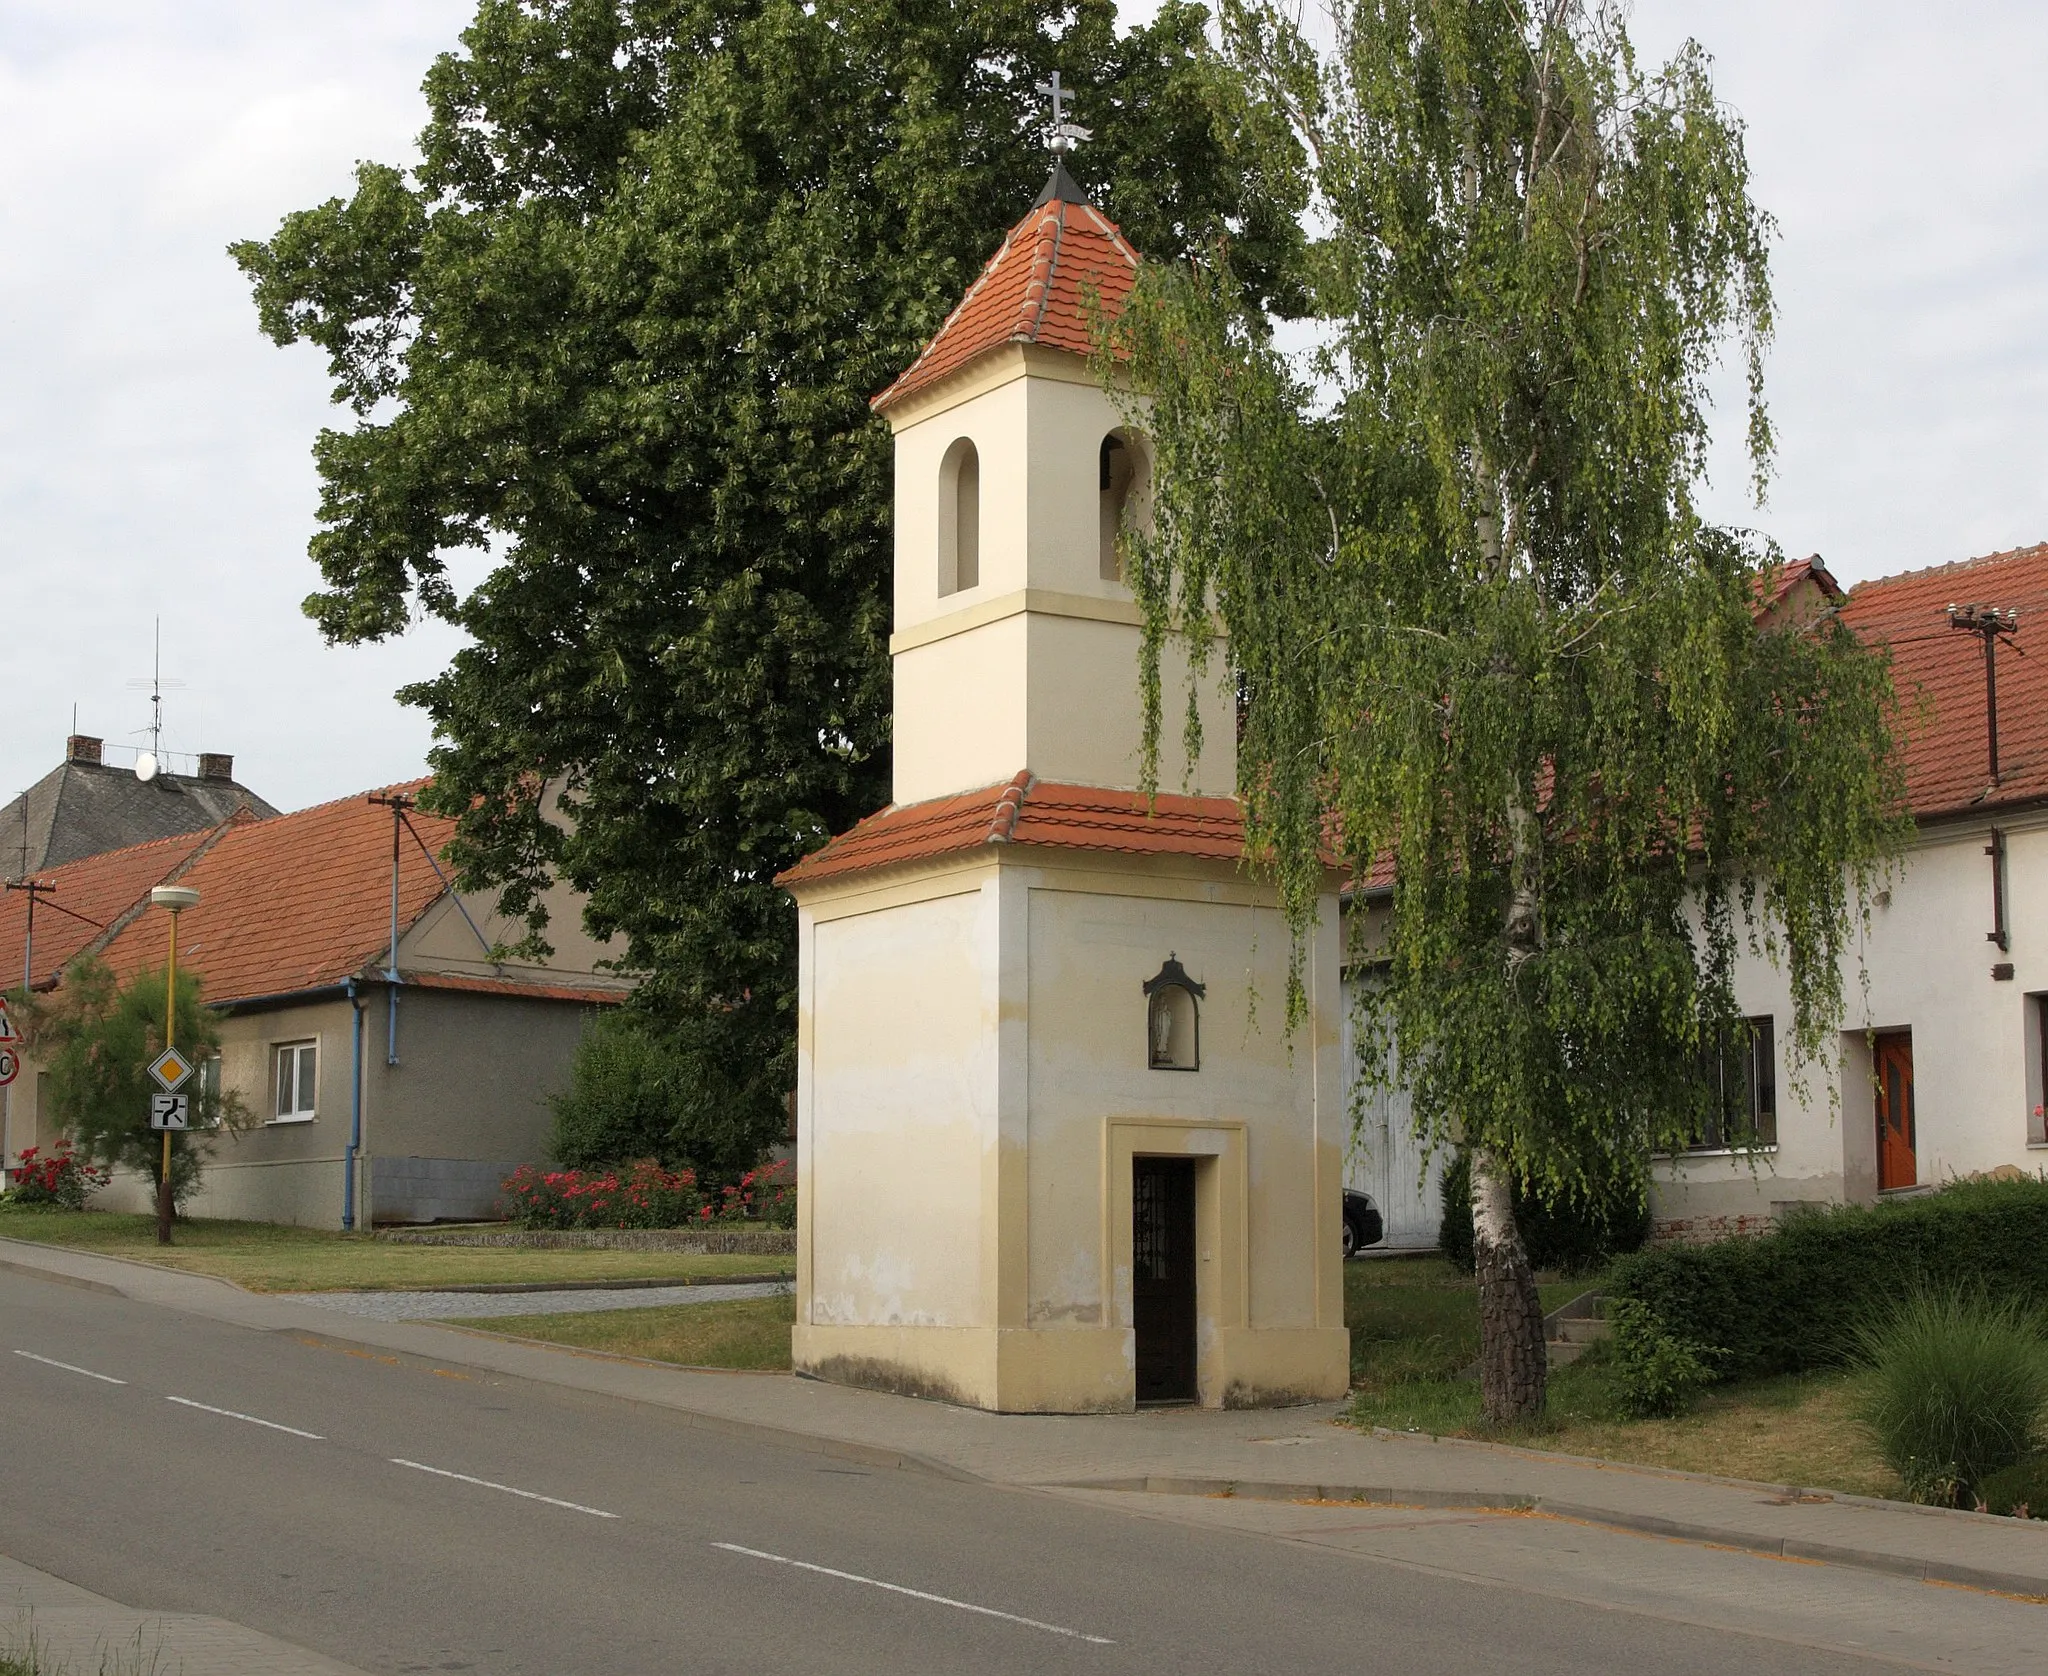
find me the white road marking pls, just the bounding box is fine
[711,1542,1115,1645]
[165,1395,324,1439]
[389,1458,619,1519]
[12,1350,126,1385]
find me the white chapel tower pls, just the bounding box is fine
[780,157,1350,1413]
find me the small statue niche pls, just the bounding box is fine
[1143,955,1204,1072]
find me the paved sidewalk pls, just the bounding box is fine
[7,1236,2048,1604]
[0,1553,369,1675]
[294,1277,790,1320]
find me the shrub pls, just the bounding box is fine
[1849,1288,2048,1508]
[549,1007,787,1180]
[712,1157,796,1229]
[501,1161,705,1230]
[1439,1151,1651,1274]
[4,1142,113,1210]
[1977,1453,2048,1519]
[1609,1177,2048,1386]
[1607,1297,1724,1417]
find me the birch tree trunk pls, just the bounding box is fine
[1470,1144,1546,1422]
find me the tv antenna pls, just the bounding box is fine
[125,618,187,782]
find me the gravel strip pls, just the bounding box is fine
[293,1280,791,1321]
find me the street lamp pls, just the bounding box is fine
[149,885,200,1245]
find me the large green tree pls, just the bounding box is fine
[1112,0,1906,1421]
[234,0,1302,1160]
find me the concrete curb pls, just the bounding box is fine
[1051,1475,2048,1600]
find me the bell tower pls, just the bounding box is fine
[872,162,1235,806]
[780,130,1349,1417]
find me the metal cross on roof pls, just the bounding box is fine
[1035,71,1092,155]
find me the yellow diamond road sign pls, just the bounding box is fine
[148,1047,195,1093]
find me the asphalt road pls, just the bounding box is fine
[0,1270,1903,1676]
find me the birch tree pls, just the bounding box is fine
[1111,0,1906,1422]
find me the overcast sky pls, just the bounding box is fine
[3,1,2044,815]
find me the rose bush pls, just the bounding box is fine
[500,1156,796,1230]
[5,1142,113,1211]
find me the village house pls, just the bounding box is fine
[2,734,276,880]
[1653,543,2047,1234]
[0,782,630,1227]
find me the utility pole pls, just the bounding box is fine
[1945,602,2021,785]
[4,879,56,990]
[368,791,414,1067]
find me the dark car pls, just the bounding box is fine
[1342,1189,1384,1259]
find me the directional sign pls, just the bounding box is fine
[148,1093,190,1132]
[0,1000,21,1044]
[147,1047,194,1093]
[0,1047,17,1089]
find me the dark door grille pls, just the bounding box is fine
[1133,1157,1198,1403]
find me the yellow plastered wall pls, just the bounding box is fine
[791,851,1350,1413]
[885,348,1235,804]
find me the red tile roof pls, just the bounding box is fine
[1756,555,1841,621]
[872,174,1140,414]
[88,781,457,1005]
[778,771,1249,887]
[1840,543,2047,819]
[404,971,621,1007]
[0,827,218,991]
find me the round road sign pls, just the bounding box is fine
[0,1046,18,1087]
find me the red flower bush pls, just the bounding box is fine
[499,1155,796,1230]
[6,1142,112,1211]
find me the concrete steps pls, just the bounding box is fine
[1543,1290,1610,1369]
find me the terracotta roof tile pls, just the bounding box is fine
[404,971,625,1007]
[80,779,455,1005]
[1840,543,2048,820]
[0,827,217,991]
[778,772,1248,888]
[872,180,1140,414]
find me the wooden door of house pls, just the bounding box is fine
[1132,1157,1197,1404]
[1874,1031,1917,1191]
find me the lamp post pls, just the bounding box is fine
[149,885,200,1245]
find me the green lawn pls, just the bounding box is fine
[1343,1253,1906,1500]
[0,1206,793,1293]
[451,1292,796,1370]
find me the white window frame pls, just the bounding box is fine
[271,1039,319,1124]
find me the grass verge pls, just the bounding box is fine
[1343,1253,1904,1500]
[448,1292,796,1370]
[0,1206,793,1293]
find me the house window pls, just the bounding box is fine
[939,437,980,595]
[2030,993,2047,1146]
[272,1041,317,1123]
[1687,1016,1777,1150]
[198,1053,223,1127]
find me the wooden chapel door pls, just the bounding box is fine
[1874,1031,1917,1191]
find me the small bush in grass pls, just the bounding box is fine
[1977,1453,2048,1519]
[1609,1297,1724,1417]
[1850,1288,2048,1508]
[3,1143,111,1211]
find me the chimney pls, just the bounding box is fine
[66,734,103,765]
[197,753,234,783]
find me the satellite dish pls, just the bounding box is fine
[135,751,159,783]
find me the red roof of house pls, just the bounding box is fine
[88,780,457,1005]
[1840,543,2047,819]
[872,169,1140,414]
[778,771,1249,887]
[1756,554,1841,619]
[0,827,219,992]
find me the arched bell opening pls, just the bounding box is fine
[1099,430,1152,582]
[940,436,981,595]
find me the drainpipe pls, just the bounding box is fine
[343,979,364,1230]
